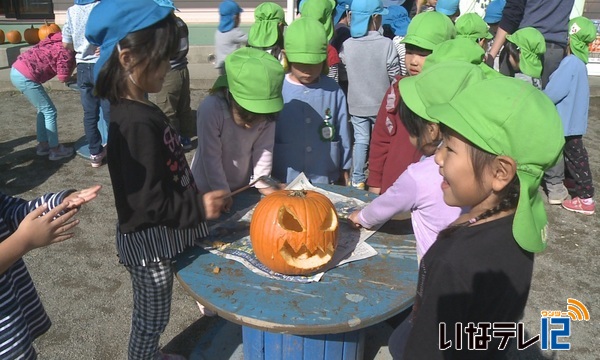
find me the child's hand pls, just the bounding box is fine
[347,210,363,229]
[13,202,80,252]
[63,185,102,209]
[202,190,230,220]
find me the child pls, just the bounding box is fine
[435,0,460,21]
[505,27,546,89]
[415,0,437,14]
[388,74,565,358]
[382,5,411,76]
[331,0,353,94]
[10,31,75,161]
[62,0,110,167]
[247,2,286,60]
[155,16,196,151]
[0,185,101,359]
[214,0,247,75]
[273,17,352,185]
[367,11,455,195]
[349,62,488,260]
[544,17,597,215]
[191,47,285,211]
[455,12,493,49]
[425,37,502,79]
[340,0,400,189]
[85,1,227,359]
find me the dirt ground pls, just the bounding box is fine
[0,88,598,360]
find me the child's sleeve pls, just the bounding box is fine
[336,90,352,171]
[56,47,75,82]
[62,9,73,44]
[543,60,572,105]
[251,122,276,189]
[192,96,231,192]
[367,82,397,188]
[386,42,401,81]
[235,28,248,45]
[358,166,418,228]
[0,191,74,234]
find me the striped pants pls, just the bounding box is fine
[126,260,174,360]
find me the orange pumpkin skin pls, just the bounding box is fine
[6,30,22,44]
[24,25,40,45]
[250,190,339,275]
[38,20,60,41]
[0,30,4,44]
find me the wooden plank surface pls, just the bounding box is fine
[175,184,418,336]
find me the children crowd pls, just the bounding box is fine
[3,0,597,358]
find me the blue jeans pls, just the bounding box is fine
[10,67,59,147]
[78,63,110,155]
[351,115,376,184]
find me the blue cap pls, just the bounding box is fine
[382,5,410,36]
[435,0,459,16]
[219,0,243,32]
[383,0,405,6]
[350,0,389,38]
[484,0,506,24]
[85,0,175,81]
[74,0,97,4]
[333,0,352,24]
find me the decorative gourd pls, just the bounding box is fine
[0,30,4,44]
[38,20,60,41]
[24,25,40,45]
[250,190,339,275]
[6,30,21,44]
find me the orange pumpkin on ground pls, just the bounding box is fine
[6,30,22,44]
[0,30,4,44]
[24,25,40,45]
[250,190,339,275]
[38,20,60,41]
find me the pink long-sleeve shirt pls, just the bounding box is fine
[358,155,462,259]
[12,32,75,84]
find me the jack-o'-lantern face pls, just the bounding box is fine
[250,190,339,275]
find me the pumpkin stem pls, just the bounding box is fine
[288,190,307,198]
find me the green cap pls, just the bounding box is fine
[248,2,286,48]
[568,16,598,64]
[426,77,565,253]
[300,0,336,41]
[455,13,493,40]
[399,62,488,121]
[506,27,546,78]
[225,47,284,113]
[284,17,328,64]
[424,38,503,79]
[401,11,456,50]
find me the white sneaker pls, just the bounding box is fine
[48,144,74,161]
[90,147,106,168]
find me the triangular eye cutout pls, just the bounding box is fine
[278,206,304,232]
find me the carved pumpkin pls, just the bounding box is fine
[38,20,60,41]
[250,190,339,275]
[6,30,22,44]
[0,30,4,44]
[24,25,40,45]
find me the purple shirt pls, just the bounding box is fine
[358,155,462,259]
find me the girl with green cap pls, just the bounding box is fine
[544,16,597,215]
[390,73,564,359]
[505,27,546,89]
[272,17,352,185]
[191,47,285,212]
[247,2,286,61]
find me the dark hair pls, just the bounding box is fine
[229,94,278,124]
[506,40,520,64]
[382,24,395,40]
[95,14,179,103]
[399,98,439,150]
[405,43,433,56]
[438,125,520,237]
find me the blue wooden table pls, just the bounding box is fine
[175,185,418,359]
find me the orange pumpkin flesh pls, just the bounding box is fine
[250,190,339,275]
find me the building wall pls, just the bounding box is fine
[52,0,290,25]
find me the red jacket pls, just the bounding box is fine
[367,76,422,193]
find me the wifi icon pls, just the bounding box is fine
[566,298,590,321]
